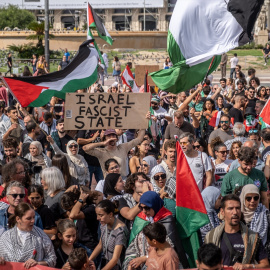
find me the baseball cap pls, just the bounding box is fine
[104,129,117,136]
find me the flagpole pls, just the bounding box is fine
[202,55,215,84]
[0,76,49,137]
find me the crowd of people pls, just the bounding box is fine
[0,50,270,270]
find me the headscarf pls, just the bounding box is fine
[143,156,157,177]
[140,191,164,216]
[30,141,46,168]
[103,173,122,197]
[240,184,268,245]
[240,184,260,224]
[66,140,85,165]
[150,165,166,193]
[201,186,221,228]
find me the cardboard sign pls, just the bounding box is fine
[135,65,159,86]
[64,93,151,130]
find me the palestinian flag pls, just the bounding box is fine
[209,111,222,128]
[150,0,264,93]
[121,65,140,93]
[3,40,99,107]
[176,141,209,267]
[87,2,113,45]
[260,98,270,129]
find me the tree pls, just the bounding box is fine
[0,5,35,30]
[27,21,55,48]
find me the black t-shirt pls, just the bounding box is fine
[263,48,270,55]
[7,56,12,67]
[77,130,100,167]
[55,246,69,269]
[118,197,132,230]
[59,134,73,153]
[76,204,99,250]
[35,204,56,230]
[247,98,258,109]
[220,231,267,266]
[229,107,244,123]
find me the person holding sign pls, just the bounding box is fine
[83,128,146,180]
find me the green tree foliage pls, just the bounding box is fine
[27,21,55,48]
[0,5,35,29]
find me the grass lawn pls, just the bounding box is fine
[228,49,263,56]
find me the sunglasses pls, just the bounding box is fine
[169,96,176,99]
[245,196,259,202]
[266,88,270,90]
[8,193,25,199]
[248,129,258,134]
[141,164,149,167]
[139,204,151,211]
[193,145,201,149]
[151,102,158,105]
[179,142,188,145]
[220,121,229,124]
[218,150,228,155]
[153,174,166,181]
[69,144,78,148]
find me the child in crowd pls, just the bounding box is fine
[68,248,96,270]
[143,222,179,270]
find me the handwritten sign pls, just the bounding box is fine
[64,93,151,130]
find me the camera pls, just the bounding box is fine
[27,161,42,175]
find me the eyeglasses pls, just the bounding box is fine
[218,150,228,155]
[220,121,229,124]
[139,204,151,211]
[245,196,259,202]
[109,165,119,171]
[248,129,258,134]
[16,171,26,175]
[8,194,25,199]
[193,145,201,149]
[179,141,188,145]
[69,144,78,149]
[153,174,166,181]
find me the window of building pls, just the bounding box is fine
[112,16,131,30]
[139,15,156,31]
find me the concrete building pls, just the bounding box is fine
[31,0,176,31]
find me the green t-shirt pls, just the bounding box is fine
[188,101,204,112]
[221,168,267,196]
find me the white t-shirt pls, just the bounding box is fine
[213,159,233,189]
[95,180,105,194]
[152,106,170,117]
[185,151,212,192]
[230,57,239,68]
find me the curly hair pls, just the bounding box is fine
[124,172,150,194]
[229,141,242,160]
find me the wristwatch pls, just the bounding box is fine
[78,199,84,204]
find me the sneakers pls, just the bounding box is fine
[264,63,267,66]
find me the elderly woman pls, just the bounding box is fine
[123,191,188,270]
[240,184,270,253]
[150,165,167,196]
[25,141,52,184]
[0,202,56,268]
[41,167,66,220]
[47,136,90,186]
[140,156,157,177]
[200,186,222,241]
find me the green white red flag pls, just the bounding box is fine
[175,141,209,267]
[121,65,140,93]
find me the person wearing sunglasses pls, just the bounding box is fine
[221,147,268,209]
[240,184,270,249]
[0,181,43,231]
[47,137,90,186]
[150,165,167,196]
[167,94,178,122]
[180,133,213,191]
[212,142,232,190]
[123,191,188,270]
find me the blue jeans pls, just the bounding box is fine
[88,165,104,187]
[230,68,235,79]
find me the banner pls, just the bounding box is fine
[0,262,55,269]
[64,93,151,130]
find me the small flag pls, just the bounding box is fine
[175,141,209,267]
[3,40,99,107]
[150,0,264,93]
[209,111,222,127]
[121,65,140,93]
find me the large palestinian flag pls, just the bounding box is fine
[3,40,99,107]
[87,2,113,45]
[150,0,264,93]
[176,141,209,267]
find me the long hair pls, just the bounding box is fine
[8,203,33,229]
[52,154,72,188]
